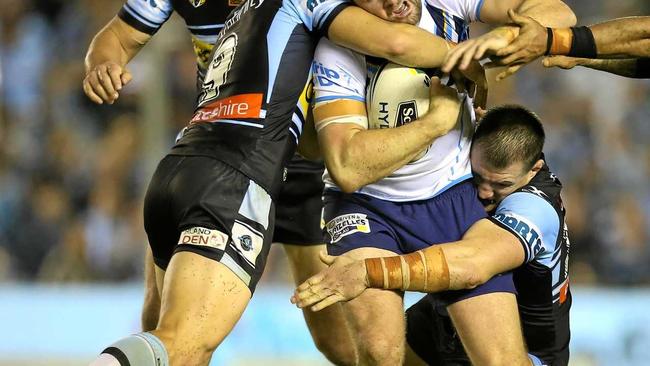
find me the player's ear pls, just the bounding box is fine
[530,159,544,176]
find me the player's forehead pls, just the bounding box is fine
[471,149,527,182]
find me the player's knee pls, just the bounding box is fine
[89,333,169,366]
[358,335,404,365]
[312,332,358,366]
[153,328,215,366]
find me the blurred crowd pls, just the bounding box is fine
[0,0,649,286]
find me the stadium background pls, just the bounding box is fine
[0,0,649,364]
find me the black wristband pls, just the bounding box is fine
[634,58,650,79]
[568,26,597,58]
[545,28,553,56]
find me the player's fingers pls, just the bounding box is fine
[496,64,523,81]
[474,40,496,61]
[499,50,529,66]
[297,275,321,292]
[442,44,468,73]
[82,79,105,104]
[87,72,112,103]
[107,65,124,91]
[121,69,133,86]
[319,250,336,265]
[542,56,574,69]
[96,67,118,101]
[311,294,345,312]
[459,43,480,70]
[494,39,526,58]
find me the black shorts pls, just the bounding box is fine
[273,154,325,245]
[143,155,275,293]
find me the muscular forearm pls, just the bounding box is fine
[575,58,650,78]
[328,7,449,68]
[591,17,650,58]
[85,17,149,72]
[365,220,525,293]
[323,111,453,193]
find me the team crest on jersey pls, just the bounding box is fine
[189,0,206,7]
[326,213,371,243]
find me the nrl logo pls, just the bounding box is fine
[189,0,206,7]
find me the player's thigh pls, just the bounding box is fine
[447,292,529,366]
[342,248,405,345]
[283,244,326,283]
[155,251,251,350]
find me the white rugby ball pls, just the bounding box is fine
[366,62,431,160]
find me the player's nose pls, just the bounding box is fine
[477,184,493,199]
[384,0,400,11]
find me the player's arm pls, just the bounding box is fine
[317,79,461,193]
[327,6,451,68]
[83,16,152,104]
[543,57,650,78]
[442,0,576,76]
[292,219,525,311]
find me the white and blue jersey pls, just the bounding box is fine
[488,160,571,365]
[312,0,482,201]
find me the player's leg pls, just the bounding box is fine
[447,290,530,366]
[275,157,357,365]
[90,156,273,366]
[339,247,406,366]
[323,191,412,365]
[283,243,357,365]
[141,247,160,331]
[152,252,251,365]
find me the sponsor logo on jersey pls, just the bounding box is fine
[178,227,228,250]
[192,93,263,122]
[493,213,544,257]
[230,221,264,267]
[396,101,417,127]
[326,213,370,243]
[189,0,206,7]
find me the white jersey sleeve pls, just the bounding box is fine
[118,0,174,34]
[312,38,368,130]
[490,192,561,265]
[425,0,484,22]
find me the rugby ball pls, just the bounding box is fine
[366,62,431,160]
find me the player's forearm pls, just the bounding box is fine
[328,7,449,68]
[85,17,149,72]
[323,120,441,193]
[590,17,650,58]
[364,243,490,293]
[574,58,648,78]
[365,220,526,292]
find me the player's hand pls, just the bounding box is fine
[492,10,547,69]
[448,59,488,110]
[83,61,133,104]
[425,77,464,136]
[291,251,369,311]
[542,55,586,69]
[442,26,516,73]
